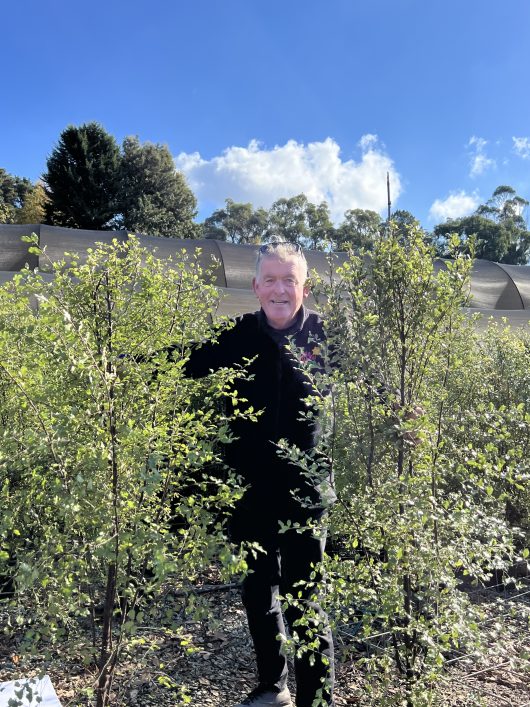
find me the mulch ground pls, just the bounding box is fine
[1,577,529,706]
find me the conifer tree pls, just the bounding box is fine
[43,122,121,229]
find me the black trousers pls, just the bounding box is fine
[232,509,334,707]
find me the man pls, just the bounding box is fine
[184,241,334,707]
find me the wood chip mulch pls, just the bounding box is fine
[1,578,529,706]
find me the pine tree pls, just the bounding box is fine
[43,123,121,229]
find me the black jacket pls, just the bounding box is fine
[182,306,330,512]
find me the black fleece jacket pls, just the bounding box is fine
[182,306,328,509]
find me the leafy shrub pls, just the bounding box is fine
[0,236,250,706]
[282,227,522,705]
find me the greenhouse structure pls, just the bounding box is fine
[1,223,529,326]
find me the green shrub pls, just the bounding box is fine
[0,236,251,707]
[282,227,521,705]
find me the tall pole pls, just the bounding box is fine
[387,171,392,222]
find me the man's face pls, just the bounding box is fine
[252,255,309,330]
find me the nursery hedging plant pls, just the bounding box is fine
[0,236,253,707]
[0,230,527,707]
[279,226,521,706]
[440,318,530,549]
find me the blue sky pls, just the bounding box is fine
[2,0,530,228]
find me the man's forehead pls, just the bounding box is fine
[258,255,304,273]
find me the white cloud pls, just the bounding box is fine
[513,136,530,159]
[468,136,496,177]
[174,136,401,223]
[358,133,379,151]
[428,190,480,222]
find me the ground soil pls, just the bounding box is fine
[1,577,529,706]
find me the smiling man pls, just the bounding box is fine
[183,240,335,707]
[252,248,310,331]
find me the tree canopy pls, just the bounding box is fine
[40,124,198,237]
[334,208,382,250]
[119,136,199,238]
[0,168,45,224]
[202,198,268,244]
[433,185,530,264]
[14,182,48,224]
[43,122,121,229]
[6,123,530,262]
[202,195,381,251]
[267,194,334,249]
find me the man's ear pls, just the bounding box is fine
[303,280,310,299]
[252,277,258,296]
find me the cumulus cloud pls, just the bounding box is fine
[513,136,530,159]
[468,136,496,177]
[174,136,401,223]
[358,133,379,150]
[428,190,480,222]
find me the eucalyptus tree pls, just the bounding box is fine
[267,193,334,249]
[334,208,382,251]
[202,198,268,243]
[434,185,530,263]
[0,168,35,223]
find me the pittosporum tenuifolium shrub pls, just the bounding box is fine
[278,226,525,706]
[0,236,255,707]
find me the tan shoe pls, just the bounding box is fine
[233,685,293,706]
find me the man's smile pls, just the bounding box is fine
[252,254,309,330]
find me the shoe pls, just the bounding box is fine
[233,685,293,706]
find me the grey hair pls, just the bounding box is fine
[255,240,308,280]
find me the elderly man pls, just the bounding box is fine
[184,241,334,707]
